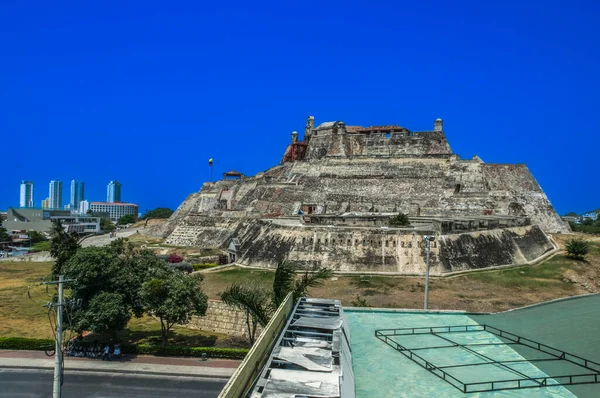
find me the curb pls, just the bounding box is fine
[0,364,233,379]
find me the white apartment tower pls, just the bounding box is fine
[107,180,122,203]
[49,180,63,209]
[19,181,34,208]
[70,180,85,209]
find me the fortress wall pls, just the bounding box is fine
[236,222,554,275]
[438,225,554,272]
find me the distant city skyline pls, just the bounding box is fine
[13,179,134,211]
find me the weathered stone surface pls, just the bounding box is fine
[187,300,258,337]
[150,117,568,274]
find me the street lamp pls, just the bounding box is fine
[423,235,435,310]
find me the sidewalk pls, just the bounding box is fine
[0,350,240,378]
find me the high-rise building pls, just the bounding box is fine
[79,200,90,214]
[41,198,51,209]
[90,202,138,222]
[70,180,85,209]
[107,180,122,203]
[49,180,63,209]
[19,181,34,208]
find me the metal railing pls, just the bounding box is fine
[375,324,600,393]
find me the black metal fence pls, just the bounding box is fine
[375,324,600,393]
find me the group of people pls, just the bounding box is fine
[65,340,121,361]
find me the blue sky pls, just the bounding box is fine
[1,0,598,215]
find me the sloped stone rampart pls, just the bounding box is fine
[187,300,259,338]
[234,221,555,275]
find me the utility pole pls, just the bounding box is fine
[43,276,75,398]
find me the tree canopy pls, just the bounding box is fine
[50,220,80,278]
[142,208,174,220]
[100,218,116,232]
[62,239,208,343]
[0,226,12,243]
[28,230,47,244]
[117,214,137,225]
[141,270,208,346]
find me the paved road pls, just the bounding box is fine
[0,369,226,397]
[81,228,140,247]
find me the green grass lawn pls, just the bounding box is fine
[465,254,573,289]
[202,267,275,300]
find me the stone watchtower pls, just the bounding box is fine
[304,116,315,142]
[434,118,443,132]
[291,131,299,143]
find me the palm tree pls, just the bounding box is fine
[272,262,333,307]
[220,284,272,345]
[221,262,333,346]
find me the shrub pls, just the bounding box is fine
[156,254,170,262]
[121,344,248,359]
[31,241,52,252]
[389,212,411,227]
[168,254,184,263]
[192,263,220,271]
[351,295,370,307]
[0,337,54,350]
[566,238,590,259]
[170,262,193,273]
[0,337,249,359]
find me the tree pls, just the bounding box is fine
[143,208,174,220]
[63,240,166,339]
[141,270,208,346]
[0,226,12,243]
[50,220,80,278]
[272,262,333,307]
[80,292,131,341]
[566,238,590,260]
[100,218,115,232]
[221,261,332,346]
[220,284,272,345]
[389,212,411,227]
[28,230,47,244]
[117,214,137,225]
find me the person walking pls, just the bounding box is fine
[102,344,111,361]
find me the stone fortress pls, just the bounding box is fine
[152,116,569,275]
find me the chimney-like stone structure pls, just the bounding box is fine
[304,116,315,142]
[291,131,298,143]
[434,118,443,132]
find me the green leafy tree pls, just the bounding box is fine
[117,214,137,225]
[566,238,590,260]
[80,292,131,340]
[143,208,174,220]
[100,218,116,232]
[141,271,208,346]
[0,226,12,243]
[389,212,411,227]
[220,284,272,345]
[50,220,80,278]
[28,230,47,244]
[63,240,166,339]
